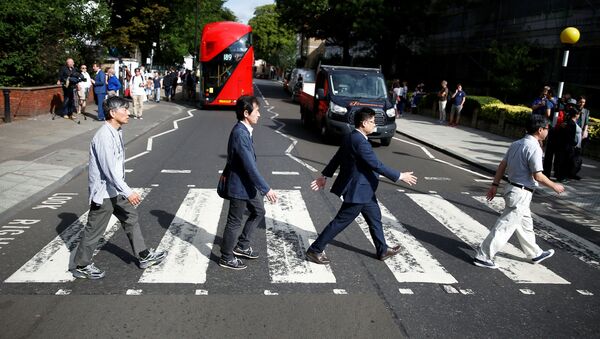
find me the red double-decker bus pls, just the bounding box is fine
[200,21,253,107]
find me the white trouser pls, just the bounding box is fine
[476,185,542,261]
[132,94,144,117]
[438,100,447,121]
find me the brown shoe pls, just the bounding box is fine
[306,250,330,265]
[378,245,401,261]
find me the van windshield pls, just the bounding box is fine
[329,72,387,99]
[299,70,315,82]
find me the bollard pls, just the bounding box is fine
[3,89,11,123]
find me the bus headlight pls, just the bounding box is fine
[329,102,347,115]
[386,108,396,117]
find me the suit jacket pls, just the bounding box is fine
[225,122,270,200]
[94,70,107,94]
[324,130,400,204]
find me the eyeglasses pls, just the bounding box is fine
[366,120,376,125]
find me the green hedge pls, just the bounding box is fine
[418,94,531,125]
[589,117,600,140]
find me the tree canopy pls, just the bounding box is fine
[248,4,296,71]
[0,0,110,86]
[0,0,236,86]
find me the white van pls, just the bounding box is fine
[289,68,316,102]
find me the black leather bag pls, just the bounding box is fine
[217,163,230,199]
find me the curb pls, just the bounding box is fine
[0,106,191,223]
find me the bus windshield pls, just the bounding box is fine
[329,72,387,99]
[202,33,251,94]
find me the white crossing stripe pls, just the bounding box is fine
[442,285,459,294]
[406,194,570,284]
[424,177,451,181]
[195,289,209,295]
[272,171,300,175]
[161,169,191,174]
[264,290,279,295]
[577,290,594,296]
[126,289,143,295]
[355,201,457,284]
[265,190,336,283]
[5,188,151,283]
[519,288,535,295]
[333,289,348,295]
[398,288,414,295]
[55,289,71,295]
[139,189,223,283]
[473,196,600,270]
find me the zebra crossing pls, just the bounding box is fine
[4,187,599,296]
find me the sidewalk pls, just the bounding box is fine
[395,113,600,215]
[0,99,190,221]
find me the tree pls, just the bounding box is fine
[248,4,296,71]
[103,0,236,68]
[0,0,110,86]
[487,40,542,103]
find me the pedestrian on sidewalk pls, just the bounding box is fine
[130,68,146,119]
[72,96,167,279]
[473,115,564,270]
[57,58,83,119]
[449,83,466,126]
[153,71,162,102]
[437,80,449,124]
[577,96,591,152]
[77,65,92,117]
[306,107,418,265]
[555,106,582,182]
[91,63,107,121]
[106,67,121,97]
[218,95,278,270]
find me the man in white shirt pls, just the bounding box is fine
[77,64,92,116]
[72,96,167,279]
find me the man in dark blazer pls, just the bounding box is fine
[92,63,107,121]
[219,95,278,270]
[306,108,418,264]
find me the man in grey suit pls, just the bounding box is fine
[307,107,418,264]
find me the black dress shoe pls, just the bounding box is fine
[378,245,401,261]
[306,250,330,265]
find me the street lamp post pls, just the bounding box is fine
[557,27,580,99]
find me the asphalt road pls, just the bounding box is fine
[0,79,598,338]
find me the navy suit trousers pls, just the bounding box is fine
[309,196,388,258]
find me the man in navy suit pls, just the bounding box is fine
[306,108,418,264]
[92,63,107,121]
[219,95,278,270]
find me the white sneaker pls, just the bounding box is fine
[139,249,167,269]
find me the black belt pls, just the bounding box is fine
[508,181,534,193]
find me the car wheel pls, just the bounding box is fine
[380,137,392,146]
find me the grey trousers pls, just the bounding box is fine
[220,194,265,261]
[74,195,147,267]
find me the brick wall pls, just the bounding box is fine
[0,85,94,122]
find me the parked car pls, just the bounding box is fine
[288,68,315,102]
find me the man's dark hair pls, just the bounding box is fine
[526,115,549,134]
[235,95,259,121]
[354,107,376,128]
[103,96,130,120]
